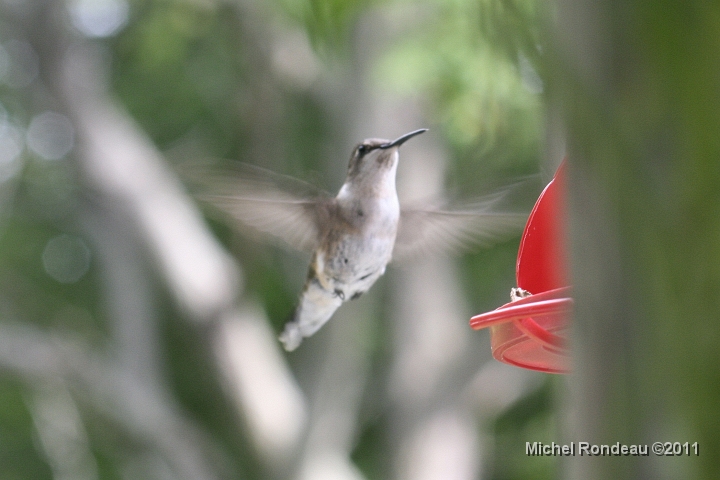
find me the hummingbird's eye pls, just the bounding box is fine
[357,144,368,155]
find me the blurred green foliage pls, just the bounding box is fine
[112,1,247,154]
[0,0,554,478]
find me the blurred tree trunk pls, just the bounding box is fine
[555,1,720,479]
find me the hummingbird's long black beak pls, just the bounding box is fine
[380,128,428,149]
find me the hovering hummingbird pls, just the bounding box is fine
[191,129,528,351]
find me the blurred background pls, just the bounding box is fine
[0,1,553,478]
[1,0,719,479]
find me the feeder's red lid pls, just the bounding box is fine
[516,160,568,292]
[470,160,572,374]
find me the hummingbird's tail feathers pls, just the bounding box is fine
[279,321,303,351]
[179,161,335,253]
[279,277,344,351]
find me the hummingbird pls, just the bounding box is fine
[190,129,528,351]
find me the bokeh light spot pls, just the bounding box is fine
[42,234,91,284]
[69,0,129,38]
[26,111,75,161]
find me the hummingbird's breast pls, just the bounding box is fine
[316,195,399,298]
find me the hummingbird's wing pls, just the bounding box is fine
[201,194,328,253]
[393,196,529,263]
[182,162,333,253]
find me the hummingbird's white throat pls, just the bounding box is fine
[337,149,399,203]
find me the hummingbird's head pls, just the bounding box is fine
[346,129,428,184]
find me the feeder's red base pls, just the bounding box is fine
[470,287,572,374]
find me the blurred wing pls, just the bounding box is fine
[200,194,325,253]
[393,200,528,262]
[182,162,332,253]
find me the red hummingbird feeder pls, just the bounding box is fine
[470,160,572,373]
